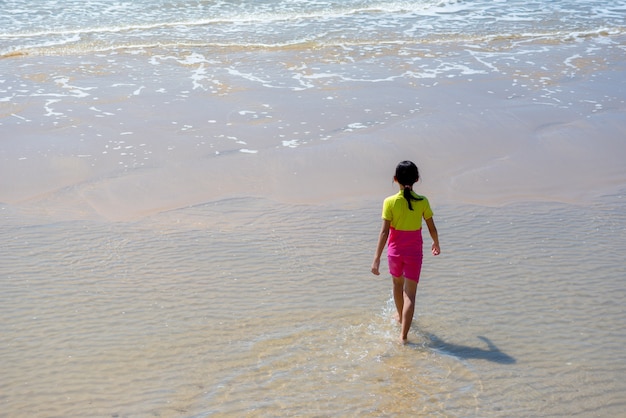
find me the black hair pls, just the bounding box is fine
[395,160,423,210]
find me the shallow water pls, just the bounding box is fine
[2,0,626,416]
[2,194,625,416]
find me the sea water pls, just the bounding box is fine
[2,198,625,416]
[1,0,625,214]
[1,1,626,416]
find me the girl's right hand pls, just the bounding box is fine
[371,259,381,275]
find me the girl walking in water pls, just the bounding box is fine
[371,161,440,343]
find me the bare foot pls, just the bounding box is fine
[400,337,408,345]
[394,312,402,324]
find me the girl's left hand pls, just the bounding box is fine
[432,243,440,256]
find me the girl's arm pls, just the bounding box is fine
[425,217,440,255]
[371,219,391,275]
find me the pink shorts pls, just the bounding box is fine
[388,254,423,282]
[387,228,423,282]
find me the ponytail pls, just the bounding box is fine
[402,185,423,211]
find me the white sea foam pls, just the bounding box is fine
[1,0,624,57]
[43,99,63,117]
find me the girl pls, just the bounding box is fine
[371,160,440,343]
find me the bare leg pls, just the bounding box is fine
[392,276,404,323]
[400,279,418,343]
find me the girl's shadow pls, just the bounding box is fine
[425,334,516,364]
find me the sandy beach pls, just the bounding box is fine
[2,49,625,222]
[1,1,626,416]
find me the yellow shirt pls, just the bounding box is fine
[382,190,433,231]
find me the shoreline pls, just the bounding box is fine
[1,49,625,222]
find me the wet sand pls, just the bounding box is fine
[1,47,625,221]
[1,42,626,416]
